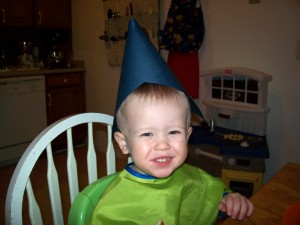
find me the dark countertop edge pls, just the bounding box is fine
[0,60,86,78]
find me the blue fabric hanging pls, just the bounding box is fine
[160,0,205,53]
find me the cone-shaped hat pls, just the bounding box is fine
[114,19,204,132]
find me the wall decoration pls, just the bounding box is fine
[100,0,159,66]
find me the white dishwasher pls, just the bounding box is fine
[0,75,47,166]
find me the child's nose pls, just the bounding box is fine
[154,136,170,151]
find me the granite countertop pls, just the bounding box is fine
[0,60,86,78]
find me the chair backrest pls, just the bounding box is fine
[5,113,119,225]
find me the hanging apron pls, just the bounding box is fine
[160,0,205,99]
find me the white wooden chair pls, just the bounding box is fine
[5,112,123,225]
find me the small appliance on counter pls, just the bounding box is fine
[0,42,8,69]
[18,41,34,68]
[0,40,16,69]
[45,32,72,68]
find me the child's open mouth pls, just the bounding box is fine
[156,157,170,162]
[152,157,173,166]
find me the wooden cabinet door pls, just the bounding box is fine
[34,0,71,28]
[0,0,32,26]
[45,72,86,150]
[46,87,84,124]
[46,86,86,149]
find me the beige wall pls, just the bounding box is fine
[72,0,121,115]
[197,0,300,183]
[72,0,300,182]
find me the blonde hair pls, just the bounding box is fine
[116,83,191,133]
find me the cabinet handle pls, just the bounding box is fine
[48,93,52,107]
[38,11,42,25]
[63,78,68,83]
[1,9,5,24]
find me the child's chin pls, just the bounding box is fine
[152,170,174,179]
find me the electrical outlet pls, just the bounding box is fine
[249,0,260,4]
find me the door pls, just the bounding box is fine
[34,0,71,28]
[0,76,47,165]
[0,0,32,26]
[46,86,85,149]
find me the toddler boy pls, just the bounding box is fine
[88,19,253,225]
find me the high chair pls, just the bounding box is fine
[5,113,123,225]
[68,171,120,225]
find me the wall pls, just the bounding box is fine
[199,0,300,182]
[72,0,121,115]
[72,0,300,182]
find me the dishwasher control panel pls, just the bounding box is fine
[0,75,45,95]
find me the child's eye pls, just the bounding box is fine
[169,130,180,135]
[141,132,152,137]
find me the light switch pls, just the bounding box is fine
[296,40,300,60]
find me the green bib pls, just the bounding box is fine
[88,163,227,225]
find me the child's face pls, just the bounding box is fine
[114,97,192,178]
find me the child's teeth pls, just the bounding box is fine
[156,158,170,162]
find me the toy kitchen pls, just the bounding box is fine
[187,67,272,197]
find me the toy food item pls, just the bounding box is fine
[225,133,244,141]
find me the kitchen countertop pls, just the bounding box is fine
[0,61,86,78]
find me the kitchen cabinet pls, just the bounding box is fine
[45,72,86,149]
[34,0,71,28]
[0,0,32,26]
[0,0,71,28]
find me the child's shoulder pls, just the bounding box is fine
[177,163,224,185]
[179,163,210,176]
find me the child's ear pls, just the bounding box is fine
[114,131,129,155]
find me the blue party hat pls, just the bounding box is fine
[113,19,204,132]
